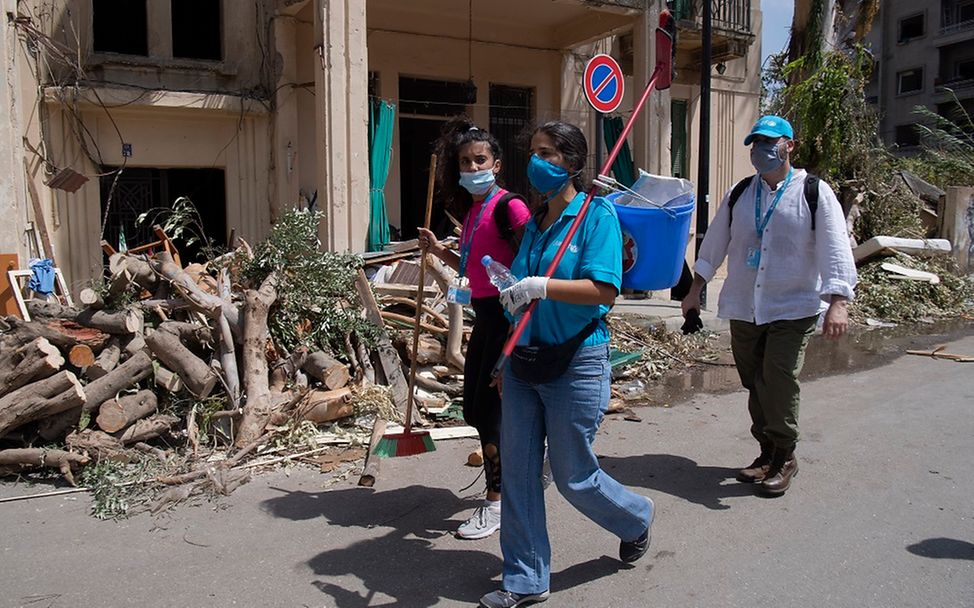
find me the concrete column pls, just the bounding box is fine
[147,0,173,58]
[0,0,28,260]
[632,5,668,176]
[940,187,974,274]
[272,15,301,220]
[313,0,370,253]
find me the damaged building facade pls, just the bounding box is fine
[0,0,760,293]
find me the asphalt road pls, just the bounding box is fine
[1,334,972,608]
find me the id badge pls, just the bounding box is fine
[446,282,472,306]
[746,246,761,269]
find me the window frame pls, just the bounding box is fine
[896,67,924,95]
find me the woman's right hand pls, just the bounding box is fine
[417,228,441,256]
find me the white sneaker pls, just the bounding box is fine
[456,504,501,539]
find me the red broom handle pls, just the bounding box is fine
[492,65,663,378]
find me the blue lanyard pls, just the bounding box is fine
[458,186,499,279]
[754,169,793,238]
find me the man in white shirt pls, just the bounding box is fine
[681,115,857,496]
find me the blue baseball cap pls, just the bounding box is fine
[743,115,794,145]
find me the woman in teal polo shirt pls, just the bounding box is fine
[478,121,655,608]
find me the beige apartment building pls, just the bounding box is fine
[865,0,974,147]
[0,0,760,293]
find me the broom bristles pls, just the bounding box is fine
[373,430,436,458]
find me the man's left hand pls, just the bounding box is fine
[822,299,849,340]
[499,276,549,315]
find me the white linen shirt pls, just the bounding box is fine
[693,168,857,325]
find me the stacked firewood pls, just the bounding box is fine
[0,242,404,489]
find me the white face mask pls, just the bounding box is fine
[459,169,496,195]
[750,140,786,174]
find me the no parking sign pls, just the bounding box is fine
[583,54,625,114]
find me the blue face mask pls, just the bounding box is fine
[527,154,572,200]
[459,169,496,195]
[750,140,786,174]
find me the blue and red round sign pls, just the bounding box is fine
[583,54,625,114]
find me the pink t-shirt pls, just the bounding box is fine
[460,188,531,298]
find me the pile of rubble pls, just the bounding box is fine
[0,211,722,517]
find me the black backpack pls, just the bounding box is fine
[492,192,527,253]
[727,174,820,230]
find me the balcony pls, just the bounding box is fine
[673,0,755,66]
[940,1,974,36]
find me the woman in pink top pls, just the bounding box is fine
[418,116,531,540]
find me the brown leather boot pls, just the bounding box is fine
[760,450,798,496]
[736,443,774,482]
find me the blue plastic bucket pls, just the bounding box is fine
[609,192,695,291]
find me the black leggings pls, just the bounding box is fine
[464,297,509,494]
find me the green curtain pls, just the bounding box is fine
[603,115,636,188]
[368,99,396,252]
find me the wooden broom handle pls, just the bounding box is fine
[404,154,437,431]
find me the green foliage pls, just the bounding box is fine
[239,208,379,354]
[79,458,170,520]
[136,196,223,261]
[853,170,925,243]
[852,255,974,323]
[771,46,878,181]
[903,92,974,190]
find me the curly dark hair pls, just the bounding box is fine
[433,115,504,217]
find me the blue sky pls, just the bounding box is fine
[761,0,795,67]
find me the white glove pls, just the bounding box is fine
[500,276,549,314]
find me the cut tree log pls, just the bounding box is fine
[354,269,410,419]
[0,337,64,397]
[26,300,144,335]
[81,350,154,413]
[122,334,147,356]
[79,287,104,309]
[145,328,219,397]
[118,414,180,445]
[96,389,158,433]
[295,387,353,423]
[302,351,350,390]
[0,371,86,437]
[86,338,121,380]
[358,417,387,487]
[65,429,126,460]
[154,365,184,393]
[0,449,90,486]
[215,268,240,406]
[1,316,110,351]
[151,251,242,343]
[68,344,96,368]
[236,272,279,447]
[108,252,158,294]
[158,321,214,351]
[426,256,465,370]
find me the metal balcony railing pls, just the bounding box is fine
[673,0,753,36]
[941,2,974,35]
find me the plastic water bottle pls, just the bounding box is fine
[482,255,517,291]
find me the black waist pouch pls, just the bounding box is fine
[510,317,601,384]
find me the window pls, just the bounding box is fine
[897,68,924,94]
[93,0,148,56]
[398,77,474,116]
[490,84,534,197]
[956,59,974,80]
[898,13,924,42]
[961,1,974,23]
[894,125,921,147]
[172,0,222,60]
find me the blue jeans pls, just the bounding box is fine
[499,343,653,594]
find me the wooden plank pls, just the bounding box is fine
[354,269,410,415]
[0,254,21,317]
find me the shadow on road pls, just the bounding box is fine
[261,484,491,606]
[906,537,974,561]
[260,484,643,606]
[598,453,755,510]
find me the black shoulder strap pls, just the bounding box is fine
[804,174,820,231]
[493,192,525,253]
[727,176,754,227]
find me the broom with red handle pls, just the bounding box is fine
[491,11,676,380]
[374,154,438,457]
